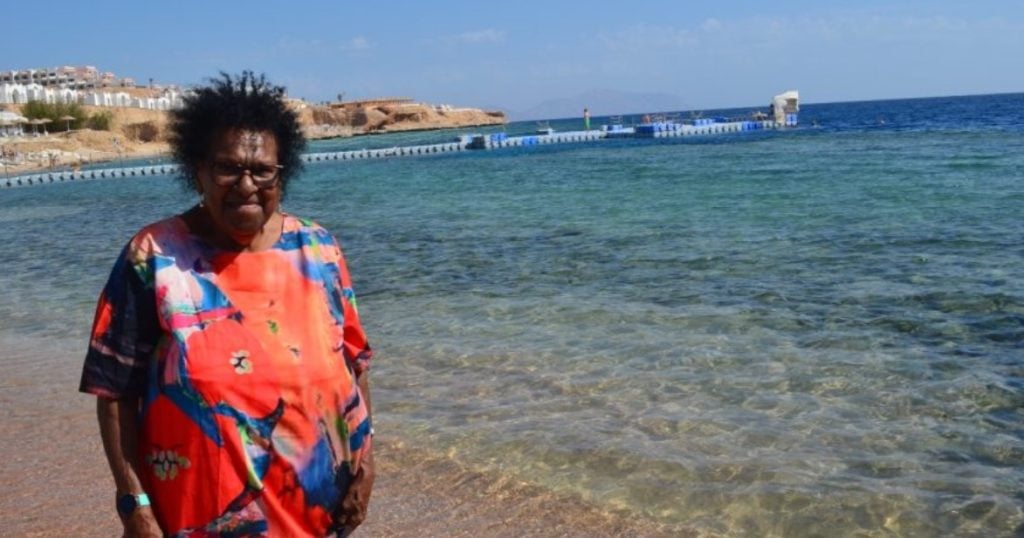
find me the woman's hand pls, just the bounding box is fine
[337,449,376,532]
[99,398,161,537]
[122,506,162,538]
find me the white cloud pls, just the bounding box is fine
[701,18,722,32]
[439,29,507,46]
[344,36,370,51]
[274,37,324,52]
[598,12,1024,57]
[273,36,369,55]
[598,24,698,53]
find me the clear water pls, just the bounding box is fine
[2,93,1023,536]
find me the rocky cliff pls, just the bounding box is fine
[298,100,506,139]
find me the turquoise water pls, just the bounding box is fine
[2,94,1023,536]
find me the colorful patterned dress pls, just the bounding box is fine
[80,213,373,537]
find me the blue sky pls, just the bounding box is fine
[6,1,1023,118]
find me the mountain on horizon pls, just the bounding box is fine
[512,89,690,121]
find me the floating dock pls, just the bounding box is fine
[2,91,801,189]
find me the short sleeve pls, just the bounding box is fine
[79,244,161,399]
[334,239,373,376]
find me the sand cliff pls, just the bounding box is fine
[299,99,506,138]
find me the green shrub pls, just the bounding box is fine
[22,100,87,130]
[124,121,160,142]
[86,111,113,131]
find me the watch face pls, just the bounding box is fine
[116,494,138,515]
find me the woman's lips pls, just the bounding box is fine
[226,197,262,209]
[226,200,264,218]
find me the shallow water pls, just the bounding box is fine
[2,93,1023,536]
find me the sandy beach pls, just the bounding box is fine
[0,333,680,537]
[0,130,169,176]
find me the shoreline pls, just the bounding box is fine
[0,132,170,176]
[359,439,681,537]
[0,332,680,537]
[2,99,505,176]
[0,120,498,176]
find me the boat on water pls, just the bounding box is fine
[770,90,800,126]
[634,90,799,129]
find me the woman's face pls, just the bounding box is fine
[195,129,281,246]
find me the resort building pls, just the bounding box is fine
[0,65,182,110]
[0,65,132,90]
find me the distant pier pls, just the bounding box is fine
[1,117,797,189]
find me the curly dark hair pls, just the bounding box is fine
[169,71,306,193]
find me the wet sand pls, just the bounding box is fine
[0,335,684,537]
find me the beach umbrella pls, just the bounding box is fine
[28,119,42,134]
[60,115,76,132]
[39,118,52,135]
[3,115,28,136]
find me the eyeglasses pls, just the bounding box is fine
[209,161,284,189]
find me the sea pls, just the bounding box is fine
[1,93,1022,536]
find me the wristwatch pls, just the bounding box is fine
[116,492,151,516]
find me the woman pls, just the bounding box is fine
[80,72,374,537]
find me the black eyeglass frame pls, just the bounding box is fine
[208,161,285,189]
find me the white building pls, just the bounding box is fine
[82,92,106,106]
[131,96,157,109]
[0,83,28,104]
[57,88,78,104]
[25,84,46,102]
[37,87,75,104]
[0,79,184,111]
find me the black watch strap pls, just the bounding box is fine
[116,493,151,516]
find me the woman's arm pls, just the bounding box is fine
[97,397,162,538]
[331,233,376,532]
[338,368,375,532]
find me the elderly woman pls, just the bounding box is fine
[79,72,374,537]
